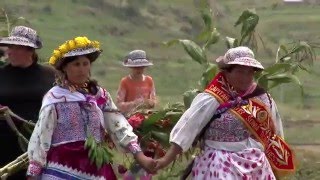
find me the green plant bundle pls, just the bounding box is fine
[84,135,114,169]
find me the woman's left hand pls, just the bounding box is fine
[134,152,157,174]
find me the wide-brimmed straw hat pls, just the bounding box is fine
[0,26,42,49]
[123,50,153,67]
[216,46,264,70]
[48,36,101,70]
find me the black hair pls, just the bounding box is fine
[56,51,101,71]
[221,65,236,72]
[59,56,78,70]
[26,46,39,62]
[0,49,4,57]
[222,65,261,73]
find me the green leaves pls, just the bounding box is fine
[276,41,315,73]
[139,111,166,133]
[255,41,317,93]
[198,0,213,32]
[164,111,183,123]
[164,0,223,66]
[0,9,10,37]
[225,36,238,49]
[84,135,113,169]
[0,8,31,37]
[234,9,259,46]
[199,63,219,89]
[225,9,260,51]
[203,28,220,50]
[267,73,302,89]
[151,131,170,147]
[183,89,200,109]
[165,39,207,65]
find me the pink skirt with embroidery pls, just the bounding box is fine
[42,141,117,180]
[192,146,275,180]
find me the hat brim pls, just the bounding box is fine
[122,58,153,67]
[0,36,40,49]
[227,57,264,70]
[55,49,102,70]
[63,47,101,58]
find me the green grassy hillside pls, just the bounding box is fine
[2,0,320,118]
[1,0,320,121]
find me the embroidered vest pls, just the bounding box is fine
[51,102,103,145]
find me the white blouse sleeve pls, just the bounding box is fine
[270,98,284,139]
[27,104,57,176]
[102,92,141,153]
[170,92,220,152]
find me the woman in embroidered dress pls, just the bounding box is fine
[116,50,157,115]
[154,46,289,179]
[26,37,155,180]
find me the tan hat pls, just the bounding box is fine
[123,50,153,67]
[0,26,42,49]
[216,46,264,70]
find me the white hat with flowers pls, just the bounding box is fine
[48,36,101,70]
[216,46,264,70]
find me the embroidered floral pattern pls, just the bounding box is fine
[204,93,272,142]
[27,161,43,176]
[52,102,102,145]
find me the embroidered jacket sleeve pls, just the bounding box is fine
[27,104,57,176]
[170,92,220,152]
[102,91,141,154]
[270,98,284,138]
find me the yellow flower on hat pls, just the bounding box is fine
[49,56,56,65]
[48,36,101,66]
[83,36,91,44]
[53,50,61,58]
[92,41,100,49]
[58,44,68,54]
[67,40,76,50]
[75,37,86,48]
[74,36,84,42]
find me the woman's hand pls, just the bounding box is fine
[155,143,182,171]
[134,152,157,174]
[143,99,155,108]
[155,156,170,170]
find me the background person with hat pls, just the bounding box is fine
[26,37,156,179]
[116,49,157,115]
[154,46,289,179]
[0,26,56,179]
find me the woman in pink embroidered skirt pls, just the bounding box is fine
[26,37,155,180]
[155,47,285,180]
